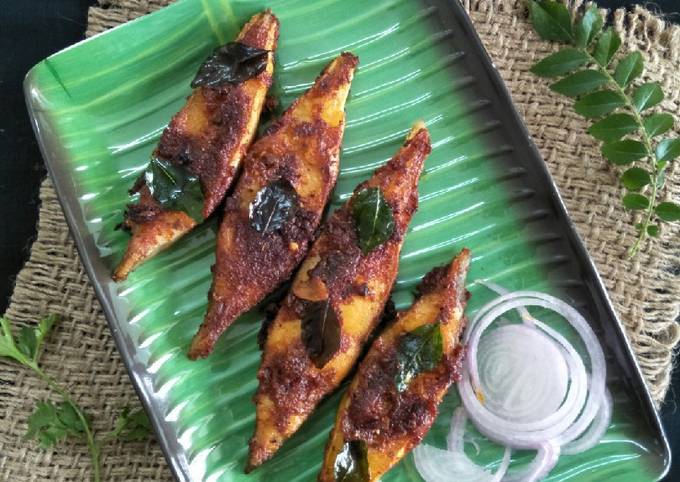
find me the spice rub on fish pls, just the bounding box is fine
[319,249,471,482]
[188,53,359,360]
[247,123,431,470]
[113,10,279,281]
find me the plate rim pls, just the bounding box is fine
[22,0,671,480]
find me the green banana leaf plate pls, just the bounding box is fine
[25,0,669,480]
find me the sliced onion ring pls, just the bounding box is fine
[413,282,610,482]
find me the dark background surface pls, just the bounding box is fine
[1,0,678,480]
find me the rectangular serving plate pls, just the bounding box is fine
[25,0,669,480]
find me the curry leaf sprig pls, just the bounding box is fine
[0,315,151,482]
[528,0,680,256]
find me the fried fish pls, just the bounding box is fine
[188,53,359,359]
[319,249,471,482]
[247,123,431,469]
[113,10,279,281]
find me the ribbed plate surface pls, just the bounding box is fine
[25,0,668,480]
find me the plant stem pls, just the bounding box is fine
[578,48,659,257]
[24,358,102,482]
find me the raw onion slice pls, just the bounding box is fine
[414,282,610,482]
[416,410,512,482]
[562,388,613,455]
[459,291,606,450]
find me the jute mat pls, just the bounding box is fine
[1,0,678,480]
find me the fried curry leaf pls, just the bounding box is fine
[300,298,341,368]
[191,42,269,88]
[394,323,443,393]
[144,157,204,221]
[249,180,298,234]
[351,187,395,254]
[334,440,369,482]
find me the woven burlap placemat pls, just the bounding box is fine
[1,0,678,480]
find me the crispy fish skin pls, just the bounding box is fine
[113,11,279,281]
[247,124,431,470]
[188,53,360,360]
[318,249,471,482]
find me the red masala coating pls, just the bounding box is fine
[318,249,471,482]
[343,341,466,447]
[113,11,279,281]
[189,53,359,359]
[248,125,432,470]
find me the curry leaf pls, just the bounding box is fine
[394,323,443,393]
[334,441,369,482]
[549,69,608,97]
[588,113,637,142]
[249,180,298,234]
[632,83,663,112]
[601,140,647,165]
[622,193,650,210]
[300,299,341,368]
[643,113,674,138]
[574,90,625,118]
[655,202,680,222]
[593,28,621,67]
[620,167,651,191]
[26,401,86,448]
[530,48,589,77]
[575,5,603,47]
[613,51,643,88]
[145,157,204,221]
[647,225,659,237]
[655,138,680,163]
[351,187,395,254]
[528,0,574,42]
[191,42,269,88]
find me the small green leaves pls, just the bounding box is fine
[588,113,637,142]
[646,225,659,237]
[15,315,58,362]
[574,90,625,118]
[623,193,650,210]
[334,441,369,482]
[352,187,395,254]
[145,157,204,221]
[613,51,643,88]
[601,140,647,165]
[620,167,651,190]
[110,407,151,442]
[550,70,608,97]
[593,28,621,67]
[0,315,59,363]
[528,0,573,42]
[26,401,86,448]
[575,5,603,47]
[531,48,589,77]
[655,138,680,163]
[632,83,663,112]
[394,323,443,393]
[643,113,674,137]
[656,202,680,222]
[0,317,18,359]
[527,3,677,256]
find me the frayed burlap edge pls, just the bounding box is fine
[1,0,678,480]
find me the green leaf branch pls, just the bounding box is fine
[0,315,150,481]
[528,0,680,256]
